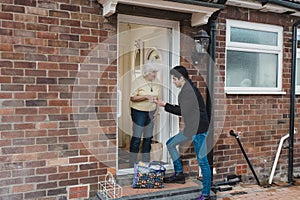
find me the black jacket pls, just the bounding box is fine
[164,79,209,138]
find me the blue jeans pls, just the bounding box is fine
[129,108,155,165]
[166,131,211,196]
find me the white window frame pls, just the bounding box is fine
[296,29,300,95]
[296,49,300,94]
[225,19,285,95]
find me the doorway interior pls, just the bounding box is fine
[117,14,180,174]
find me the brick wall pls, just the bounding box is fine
[213,6,300,183]
[0,0,117,199]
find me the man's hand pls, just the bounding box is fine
[154,100,166,107]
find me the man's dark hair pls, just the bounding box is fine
[170,66,189,80]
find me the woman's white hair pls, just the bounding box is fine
[142,62,159,76]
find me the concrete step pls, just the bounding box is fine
[95,180,216,200]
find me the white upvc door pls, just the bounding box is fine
[117,14,180,174]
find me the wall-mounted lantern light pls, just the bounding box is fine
[192,29,210,65]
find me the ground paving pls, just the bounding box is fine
[217,180,300,200]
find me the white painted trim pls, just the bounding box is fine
[225,90,286,95]
[225,19,284,94]
[98,0,220,26]
[296,49,300,95]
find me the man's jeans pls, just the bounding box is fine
[129,108,154,166]
[166,131,211,196]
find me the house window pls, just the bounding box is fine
[296,33,300,94]
[225,20,284,94]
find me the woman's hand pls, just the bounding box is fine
[154,100,166,107]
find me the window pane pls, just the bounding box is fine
[297,58,300,85]
[231,27,278,46]
[226,50,278,87]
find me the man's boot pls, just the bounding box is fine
[163,172,185,184]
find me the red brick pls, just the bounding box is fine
[1,68,24,76]
[59,165,78,173]
[25,115,47,122]
[13,77,35,84]
[48,70,69,77]
[82,21,99,29]
[38,92,59,99]
[14,123,35,130]
[26,7,48,16]
[37,122,58,129]
[25,69,46,77]
[13,138,35,146]
[0,12,13,20]
[70,171,89,179]
[24,191,46,199]
[49,173,68,181]
[25,53,47,61]
[2,147,24,154]
[1,52,25,60]
[39,107,60,114]
[49,100,69,106]
[0,44,13,51]
[38,46,58,54]
[0,108,14,115]
[49,10,70,18]
[14,61,36,69]
[61,19,80,27]
[37,31,58,39]
[0,76,11,83]
[14,30,36,38]
[25,85,47,93]
[1,99,24,107]
[38,16,59,25]
[72,28,91,36]
[49,25,70,33]
[36,152,58,160]
[36,167,57,175]
[69,156,88,164]
[12,184,35,193]
[0,28,13,35]
[0,60,13,67]
[59,63,78,70]
[25,145,47,153]
[48,40,68,47]
[1,131,24,139]
[80,35,98,43]
[14,13,37,22]
[2,5,25,13]
[25,130,47,137]
[14,92,37,99]
[27,23,48,31]
[60,4,80,12]
[14,0,36,6]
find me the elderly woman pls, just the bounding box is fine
[129,62,161,167]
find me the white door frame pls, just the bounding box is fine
[116,14,180,175]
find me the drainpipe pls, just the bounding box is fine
[289,20,300,185]
[207,0,227,182]
[206,10,219,182]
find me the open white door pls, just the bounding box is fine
[117,15,180,173]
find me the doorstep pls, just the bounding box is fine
[95,179,217,200]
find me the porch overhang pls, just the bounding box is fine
[97,0,224,26]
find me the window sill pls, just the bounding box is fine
[225,90,286,95]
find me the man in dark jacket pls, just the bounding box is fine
[155,66,211,200]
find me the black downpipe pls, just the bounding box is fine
[206,0,227,184]
[289,20,300,185]
[206,10,221,183]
